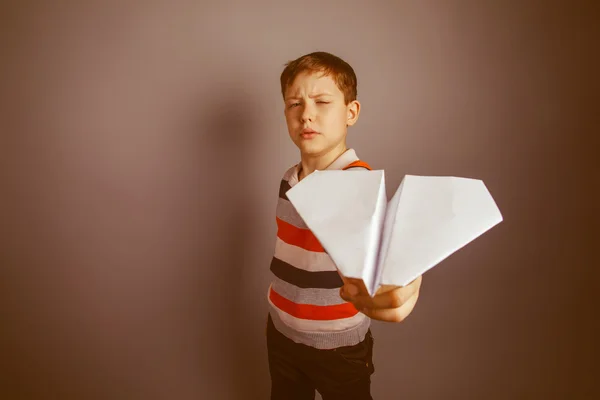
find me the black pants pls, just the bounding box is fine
[266,314,375,400]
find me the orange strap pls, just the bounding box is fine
[342,160,372,170]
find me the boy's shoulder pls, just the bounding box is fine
[281,164,298,181]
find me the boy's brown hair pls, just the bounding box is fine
[280,51,358,105]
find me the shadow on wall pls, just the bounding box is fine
[190,85,269,399]
[0,85,271,400]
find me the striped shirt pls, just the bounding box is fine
[267,149,373,350]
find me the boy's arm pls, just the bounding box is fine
[339,275,423,323]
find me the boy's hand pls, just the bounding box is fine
[339,275,423,322]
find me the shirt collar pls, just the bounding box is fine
[288,148,359,187]
[326,148,359,170]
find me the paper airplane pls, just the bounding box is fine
[285,170,503,296]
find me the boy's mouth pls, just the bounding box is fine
[300,128,318,139]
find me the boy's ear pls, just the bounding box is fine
[346,100,361,127]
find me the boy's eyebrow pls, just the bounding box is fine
[310,92,334,98]
[285,92,334,101]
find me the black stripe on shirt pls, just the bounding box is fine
[278,179,292,201]
[270,257,343,289]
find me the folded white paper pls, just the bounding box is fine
[285,170,503,296]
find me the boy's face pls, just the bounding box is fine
[283,71,360,157]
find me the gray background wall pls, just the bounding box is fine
[1,1,596,399]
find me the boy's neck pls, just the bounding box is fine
[298,142,348,181]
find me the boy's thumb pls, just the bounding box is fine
[344,283,359,297]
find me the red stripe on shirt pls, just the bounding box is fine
[269,287,359,320]
[276,217,325,253]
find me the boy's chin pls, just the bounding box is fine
[295,137,341,156]
[296,142,328,156]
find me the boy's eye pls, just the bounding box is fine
[289,102,300,108]
[316,101,329,104]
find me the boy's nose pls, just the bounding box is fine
[301,109,315,122]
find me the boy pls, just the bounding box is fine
[267,51,423,399]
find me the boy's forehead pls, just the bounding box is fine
[285,71,342,98]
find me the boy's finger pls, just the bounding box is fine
[340,277,371,299]
[339,282,360,302]
[361,291,420,322]
[351,276,422,310]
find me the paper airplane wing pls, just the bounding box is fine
[380,175,503,287]
[285,170,387,293]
